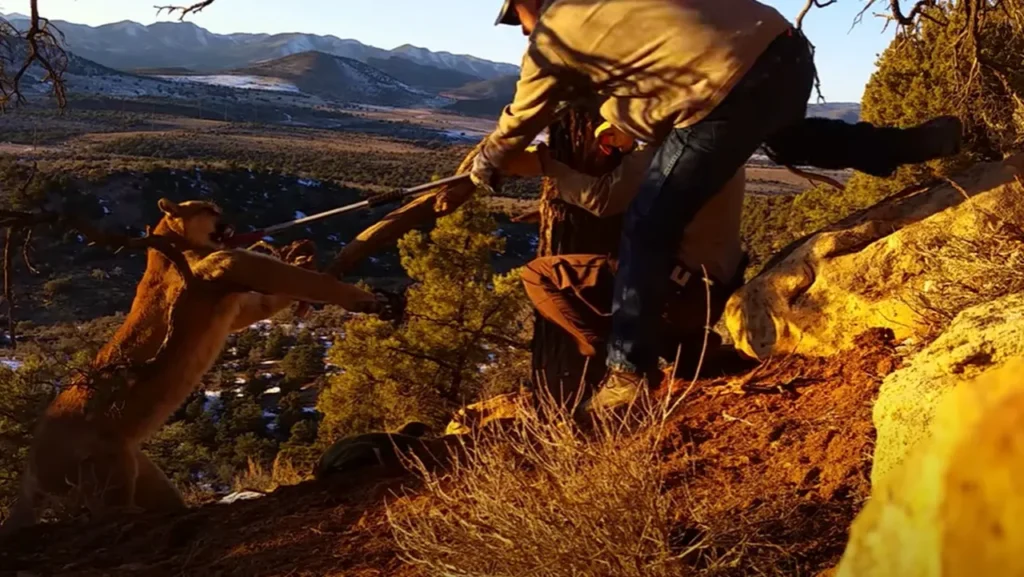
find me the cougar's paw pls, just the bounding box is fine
[371,288,406,323]
[281,239,318,269]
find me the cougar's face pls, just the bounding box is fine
[158,198,235,249]
[187,208,235,248]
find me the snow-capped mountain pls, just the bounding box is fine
[1,13,519,80]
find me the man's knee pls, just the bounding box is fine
[520,257,553,287]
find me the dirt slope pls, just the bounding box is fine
[0,330,895,577]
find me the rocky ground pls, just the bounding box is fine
[0,330,895,577]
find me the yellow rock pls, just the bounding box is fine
[726,154,1024,360]
[871,292,1024,485]
[836,357,1024,577]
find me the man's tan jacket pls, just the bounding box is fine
[481,0,790,168]
[543,147,745,284]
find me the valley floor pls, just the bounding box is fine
[0,330,895,577]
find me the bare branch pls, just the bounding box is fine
[795,0,838,31]
[155,0,217,20]
[22,228,39,275]
[0,209,196,285]
[0,0,69,110]
[784,165,846,191]
[3,227,14,348]
[888,0,937,26]
[793,0,838,102]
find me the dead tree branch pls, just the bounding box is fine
[796,0,839,30]
[3,227,14,347]
[155,0,218,20]
[785,165,846,191]
[0,0,68,110]
[793,0,839,102]
[0,207,196,347]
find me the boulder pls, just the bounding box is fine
[835,357,1024,577]
[871,292,1024,485]
[726,154,1024,360]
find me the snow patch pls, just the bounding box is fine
[263,386,281,394]
[218,491,265,505]
[155,74,300,93]
[0,358,23,371]
[294,210,308,219]
[297,178,321,188]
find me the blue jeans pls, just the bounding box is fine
[607,29,915,373]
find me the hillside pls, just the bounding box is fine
[0,332,895,576]
[228,51,440,107]
[366,56,482,93]
[2,13,519,80]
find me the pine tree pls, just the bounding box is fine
[781,4,1024,240]
[263,326,290,359]
[280,330,325,389]
[316,198,529,443]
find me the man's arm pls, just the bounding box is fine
[542,147,655,217]
[477,45,566,173]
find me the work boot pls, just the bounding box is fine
[903,115,963,164]
[578,368,648,418]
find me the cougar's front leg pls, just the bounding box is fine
[195,251,378,311]
[230,293,295,331]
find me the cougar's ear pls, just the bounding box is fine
[157,198,179,217]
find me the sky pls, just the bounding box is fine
[3,0,897,102]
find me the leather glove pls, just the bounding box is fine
[469,150,499,194]
[370,288,406,323]
[503,143,548,178]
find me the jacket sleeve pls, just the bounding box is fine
[479,45,565,170]
[542,147,654,217]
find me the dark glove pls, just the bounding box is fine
[370,288,406,323]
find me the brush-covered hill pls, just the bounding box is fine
[227,51,443,107]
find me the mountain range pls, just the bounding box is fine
[3,12,860,120]
[2,12,518,81]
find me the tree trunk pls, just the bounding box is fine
[530,104,625,405]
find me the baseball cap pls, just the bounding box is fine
[495,0,521,26]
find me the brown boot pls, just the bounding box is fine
[578,368,649,418]
[902,115,963,164]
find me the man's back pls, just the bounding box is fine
[523,0,790,142]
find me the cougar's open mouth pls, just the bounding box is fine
[211,222,235,245]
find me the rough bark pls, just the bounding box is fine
[530,105,625,405]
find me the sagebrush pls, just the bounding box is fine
[386,390,683,577]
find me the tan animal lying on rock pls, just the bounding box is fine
[0,198,381,537]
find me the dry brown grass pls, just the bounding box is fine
[909,206,1024,334]
[385,388,685,577]
[231,454,308,494]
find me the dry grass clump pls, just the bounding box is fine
[231,454,307,494]
[385,389,683,577]
[909,205,1024,332]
